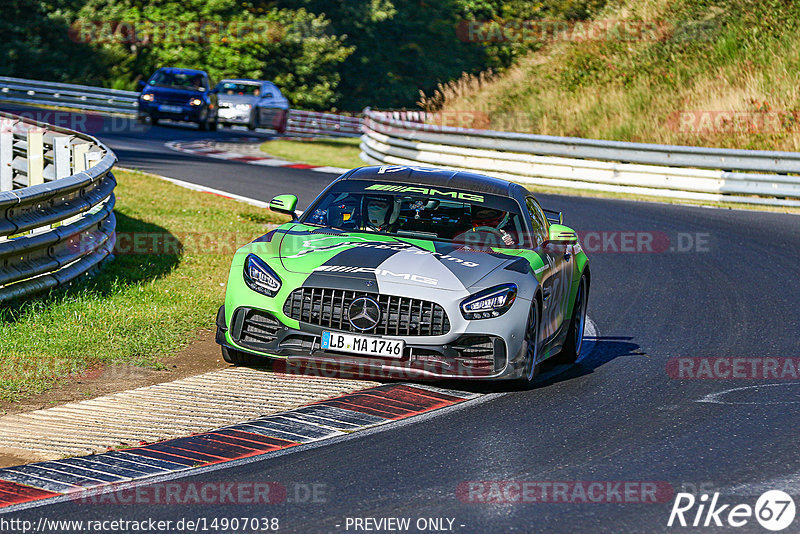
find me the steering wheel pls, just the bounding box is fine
[470,226,505,238]
[462,226,506,246]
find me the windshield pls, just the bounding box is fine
[300,180,528,248]
[148,71,206,91]
[218,82,261,96]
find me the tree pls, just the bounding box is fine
[75,0,353,108]
[0,0,108,84]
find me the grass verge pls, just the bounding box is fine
[260,137,363,169]
[0,169,286,403]
[428,0,800,152]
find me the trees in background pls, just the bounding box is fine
[2,0,605,110]
[74,0,353,109]
[0,0,108,84]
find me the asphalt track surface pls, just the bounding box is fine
[3,105,800,532]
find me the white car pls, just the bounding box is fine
[215,79,289,132]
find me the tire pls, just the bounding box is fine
[558,273,588,364]
[221,346,259,366]
[198,108,209,131]
[247,110,258,131]
[514,299,541,388]
[208,118,218,132]
[150,116,159,126]
[276,111,288,134]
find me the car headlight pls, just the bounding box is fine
[190,98,203,106]
[460,283,517,320]
[141,93,154,102]
[243,254,281,297]
[234,103,252,111]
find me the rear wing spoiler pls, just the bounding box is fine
[542,208,563,225]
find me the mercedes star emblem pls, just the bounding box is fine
[348,297,381,331]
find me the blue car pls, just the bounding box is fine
[137,67,219,131]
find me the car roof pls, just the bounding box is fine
[219,79,274,86]
[340,166,527,199]
[158,67,207,75]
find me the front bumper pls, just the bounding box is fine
[138,102,204,122]
[218,106,250,124]
[216,305,525,381]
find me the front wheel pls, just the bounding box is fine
[275,110,288,134]
[514,300,541,388]
[198,108,209,131]
[558,273,588,364]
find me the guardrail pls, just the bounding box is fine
[0,76,139,116]
[285,109,361,138]
[0,76,362,137]
[361,109,800,207]
[0,111,116,302]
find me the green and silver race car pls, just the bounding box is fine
[216,165,589,386]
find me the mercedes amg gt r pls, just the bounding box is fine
[216,165,589,385]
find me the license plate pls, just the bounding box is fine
[158,105,183,113]
[321,331,404,358]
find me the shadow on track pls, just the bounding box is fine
[531,336,641,389]
[220,336,642,397]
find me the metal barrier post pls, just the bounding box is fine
[72,142,89,173]
[27,129,44,187]
[85,151,102,169]
[53,136,72,180]
[0,125,11,192]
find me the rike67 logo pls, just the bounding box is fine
[668,490,796,531]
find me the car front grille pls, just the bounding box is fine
[283,288,450,336]
[153,93,193,105]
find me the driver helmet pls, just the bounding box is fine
[472,206,506,228]
[366,196,392,228]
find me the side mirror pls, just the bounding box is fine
[548,224,578,244]
[270,194,298,220]
[137,80,147,90]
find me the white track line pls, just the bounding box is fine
[118,167,271,208]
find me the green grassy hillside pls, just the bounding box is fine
[424,0,800,151]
